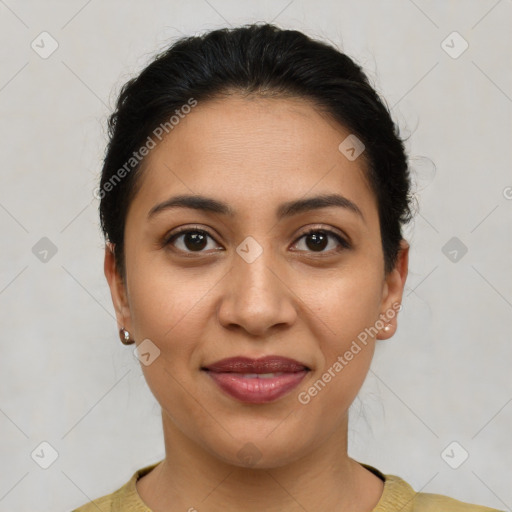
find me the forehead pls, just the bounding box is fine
[130,95,377,223]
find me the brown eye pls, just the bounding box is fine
[305,231,328,251]
[165,229,221,253]
[293,229,350,254]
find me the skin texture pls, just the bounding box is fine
[105,94,409,512]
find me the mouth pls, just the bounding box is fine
[201,356,310,404]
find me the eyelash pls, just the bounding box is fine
[162,225,351,255]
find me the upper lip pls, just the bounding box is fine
[202,356,310,373]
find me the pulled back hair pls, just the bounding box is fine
[99,22,414,277]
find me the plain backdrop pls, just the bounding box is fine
[0,1,511,511]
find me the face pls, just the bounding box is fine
[105,95,408,468]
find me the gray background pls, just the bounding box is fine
[0,1,511,511]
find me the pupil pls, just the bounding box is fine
[185,232,207,251]
[307,232,327,251]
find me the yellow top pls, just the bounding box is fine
[72,460,502,511]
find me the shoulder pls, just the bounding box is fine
[71,461,161,512]
[71,480,130,512]
[72,491,116,512]
[413,491,504,512]
[359,463,503,512]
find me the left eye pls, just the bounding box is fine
[292,229,350,253]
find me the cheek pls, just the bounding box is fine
[124,252,222,387]
[126,264,211,428]
[298,267,382,389]
[296,264,384,348]
[126,256,213,344]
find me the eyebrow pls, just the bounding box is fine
[148,193,365,222]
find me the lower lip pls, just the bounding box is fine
[205,371,308,404]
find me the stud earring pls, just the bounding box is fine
[383,324,392,332]
[119,328,135,345]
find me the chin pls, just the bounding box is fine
[199,422,319,470]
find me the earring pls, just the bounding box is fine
[383,324,392,332]
[119,328,135,345]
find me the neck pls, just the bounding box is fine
[136,411,384,512]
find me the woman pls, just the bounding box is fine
[73,23,501,512]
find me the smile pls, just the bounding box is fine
[202,356,310,404]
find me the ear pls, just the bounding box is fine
[104,242,132,333]
[377,239,409,340]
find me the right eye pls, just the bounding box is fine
[163,228,223,254]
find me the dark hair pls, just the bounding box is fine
[99,22,414,277]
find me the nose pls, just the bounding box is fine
[217,243,297,337]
